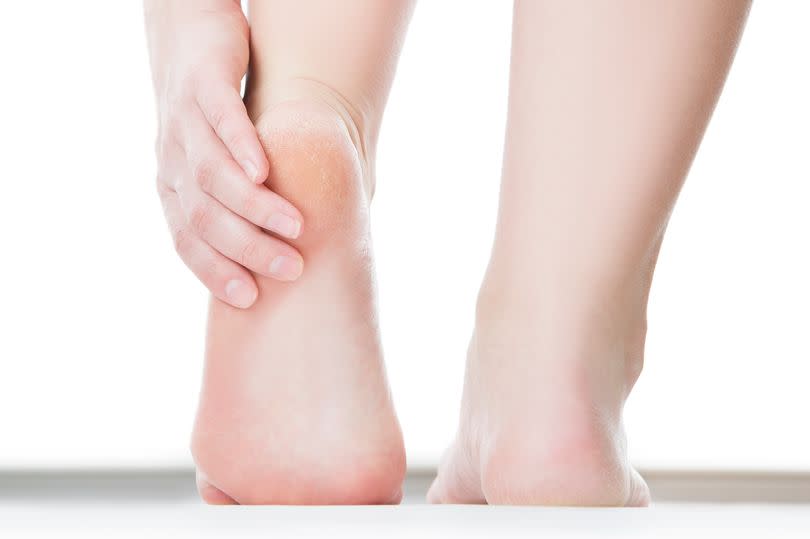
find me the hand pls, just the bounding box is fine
[144,0,304,308]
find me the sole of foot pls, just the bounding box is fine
[190,97,405,505]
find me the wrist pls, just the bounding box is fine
[144,1,248,99]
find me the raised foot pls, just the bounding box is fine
[191,98,404,505]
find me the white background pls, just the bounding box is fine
[0,1,807,471]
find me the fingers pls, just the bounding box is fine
[176,182,304,282]
[159,183,259,309]
[156,76,304,304]
[186,131,303,240]
[196,83,269,184]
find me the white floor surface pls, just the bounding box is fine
[1,470,808,538]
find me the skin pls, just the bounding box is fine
[190,0,415,504]
[147,0,751,505]
[429,0,752,505]
[144,0,307,309]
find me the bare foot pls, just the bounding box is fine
[190,98,405,505]
[428,284,651,506]
[425,0,750,507]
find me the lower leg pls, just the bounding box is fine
[191,0,414,505]
[430,0,751,505]
[245,0,415,197]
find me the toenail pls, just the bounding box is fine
[225,279,257,308]
[269,255,303,281]
[266,213,301,239]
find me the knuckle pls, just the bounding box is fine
[207,103,230,135]
[155,172,177,201]
[196,257,220,284]
[241,189,263,222]
[189,201,214,237]
[236,237,262,268]
[224,128,251,153]
[191,159,217,192]
[172,227,193,256]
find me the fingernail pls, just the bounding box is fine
[240,160,260,182]
[266,213,301,239]
[269,255,303,281]
[225,279,257,308]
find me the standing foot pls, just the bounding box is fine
[429,285,651,506]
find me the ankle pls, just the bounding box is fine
[473,275,647,394]
[245,77,378,200]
